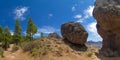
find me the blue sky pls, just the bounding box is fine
[0,0,102,41]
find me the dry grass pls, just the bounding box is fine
[2,38,120,60]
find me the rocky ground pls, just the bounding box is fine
[0,38,93,60]
[0,38,119,60]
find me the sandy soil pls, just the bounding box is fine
[3,44,33,60]
[2,43,120,60]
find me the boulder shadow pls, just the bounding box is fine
[63,38,88,52]
[95,50,120,60]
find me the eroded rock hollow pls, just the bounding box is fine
[93,0,120,56]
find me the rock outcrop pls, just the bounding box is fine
[61,22,88,45]
[93,0,120,56]
[48,32,61,39]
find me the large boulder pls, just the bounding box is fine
[48,32,61,39]
[93,0,120,56]
[61,22,88,45]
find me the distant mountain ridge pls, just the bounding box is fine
[87,41,102,48]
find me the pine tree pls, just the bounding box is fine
[13,19,22,44]
[40,32,44,38]
[26,18,37,40]
[0,25,2,33]
[2,26,11,50]
[0,25,3,42]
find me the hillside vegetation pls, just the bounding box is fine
[1,37,100,60]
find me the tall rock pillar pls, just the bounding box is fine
[93,0,120,56]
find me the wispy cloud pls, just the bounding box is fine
[10,30,14,35]
[84,6,94,18]
[72,6,76,12]
[38,26,59,34]
[34,26,60,37]
[87,22,102,41]
[75,5,94,23]
[48,14,53,17]
[23,31,27,36]
[87,22,97,34]
[74,14,84,22]
[14,6,28,21]
[74,14,82,19]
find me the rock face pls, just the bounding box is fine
[48,32,61,39]
[61,22,88,45]
[93,0,120,56]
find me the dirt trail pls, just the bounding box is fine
[3,44,34,60]
[3,44,18,60]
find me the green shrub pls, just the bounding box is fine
[87,51,93,57]
[42,46,48,51]
[21,41,39,52]
[11,45,19,52]
[46,40,51,44]
[31,48,38,56]
[0,47,3,57]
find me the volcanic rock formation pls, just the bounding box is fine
[48,32,61,39]
[61,22,88,45]
[93,0,120,56]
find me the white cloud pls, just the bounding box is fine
[75,5,94,23]
[72,6,76,11]
[14,6,28,20]
[87,22,97,34]
[34,33,40,37]
[10,31,14,35]
[84,6,94,18]
[74,14,82,19]
[87,22,102,41]
[38,26,59,34]
[76,19,84,23]
[34,26,59,37]
[48,14,53,17]
[23,31,27,35]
